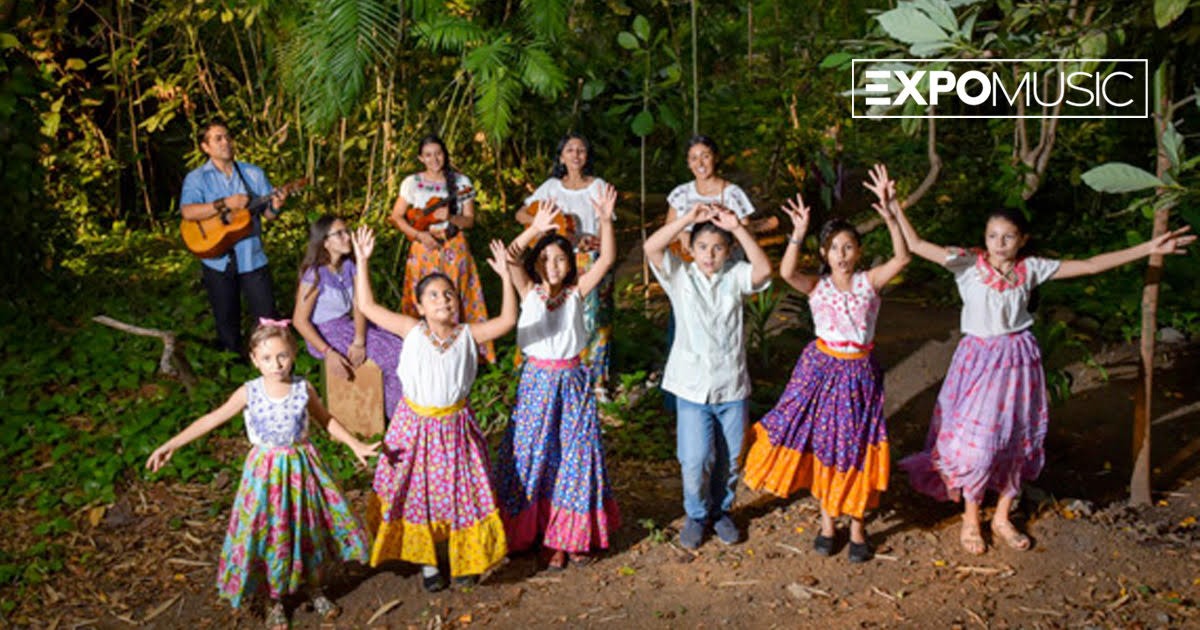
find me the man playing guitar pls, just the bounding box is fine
[180,119,288,353]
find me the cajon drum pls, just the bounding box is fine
[325,358,385,438]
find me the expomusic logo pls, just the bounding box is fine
[850,59,1149,119]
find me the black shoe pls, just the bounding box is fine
[813,534,834,556]
[421,572,448,592]
[847,541,873,563]
[453,575,479,588]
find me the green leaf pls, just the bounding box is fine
[912,0,958,34]
[65,58,86,71]
[617,31,639,50]
[1081,162,1165,193]
[631,109,653,136]
[876,6,951,44]
[518,46,567,97]
[412,13,485,52]
[581,78,606,101]
[632,15,651,41]
[910,40,952,57]
[1154,0,1188,28]
[819,52,853,69]
[521,0,568,41]
[0,33,18,49]
[1162,122,1183,169]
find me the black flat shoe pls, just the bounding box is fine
[453,575,479,588]
[847,541,873,563]
[813,534,834,556]
[422,572,448,592]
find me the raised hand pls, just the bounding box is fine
[590,183,618,222]
[351,225,376,260]
[486,239,510,278]
[531,198,562,235]
[684,202,716,224]
[710,208,742,231]
[863,163,898,219]
[781,193,811,237]
[1148,225,1196,256]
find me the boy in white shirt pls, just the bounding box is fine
[644,203,772,549]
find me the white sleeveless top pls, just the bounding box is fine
[809,272,881,349]
[397,322,478,408]
[243,377,309,448]
[517,286,589,360]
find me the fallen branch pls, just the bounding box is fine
[774,542,805,555]
[366,598,403,625]
[92,315,198,390]
[142,594,181,623]
[1017,605,1063,617]
[718,580,760,587]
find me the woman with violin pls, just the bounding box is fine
[516,133,615,395]
[389,135,494,362]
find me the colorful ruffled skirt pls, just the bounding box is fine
[576,249,613,387]
[369,399,506,576]
[400,230,495,362]
[742,340,889,519]
[495,356,620,553]
[307,315,404,419]
[217,442,369,608]
[899,331,1048,504]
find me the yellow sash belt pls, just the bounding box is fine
[405,397,467,418]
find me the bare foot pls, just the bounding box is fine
[960,522,986,555]
[991,519,1031,550]
[545,548,567,570]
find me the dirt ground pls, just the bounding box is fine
[9,294,1200,630]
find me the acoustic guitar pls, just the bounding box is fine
[180,178,308,258]
[527,200,577,240]
[668,214,780,262]
[405,186,475,232]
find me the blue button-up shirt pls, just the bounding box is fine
[180,159,273,273]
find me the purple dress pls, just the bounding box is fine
[301,260,404,420]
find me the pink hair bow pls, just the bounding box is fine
[258,317,292,328]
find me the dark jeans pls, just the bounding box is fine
[201,263,278,353]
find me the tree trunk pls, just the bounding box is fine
[1130,62,1174,505]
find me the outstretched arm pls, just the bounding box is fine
[351,226,420,338]
[890,188,949,264]
[712,210,772,287]
[863,164,912,290]
[146,386,247,472]
[472,240,519,344]
[577,184,619,298]
[1053,226,1194,280]
[305,383,379,468]
[778,193,820,295]
[645,203,713,271]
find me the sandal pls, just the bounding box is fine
[813,534,834,557]
[960,523,986,556]
[991,520,1031,551]
[568,553,596,567]
[544,548,567,571]
[265,602,288,630]
[312,595,339,620]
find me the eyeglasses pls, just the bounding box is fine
[326,229,350,239]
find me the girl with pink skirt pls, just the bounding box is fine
[894,197,1194,555]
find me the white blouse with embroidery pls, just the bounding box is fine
[667,181,755,231]
[517,286,589,360]
[524,177,612,238]
[399,172,475,232]
[944,247,1061,338]
[809,272,881,349]
[397,322,478,408]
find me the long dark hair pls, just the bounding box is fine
[550,133,595,179]
[686,134,721,167]
[817,218,860,276]
[298,215,350,285]
[419,134,458,214]
[525,234,579,287]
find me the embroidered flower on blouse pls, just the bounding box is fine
[535,284,573,311]
[973,249,1028,292]
[422,321,464,352]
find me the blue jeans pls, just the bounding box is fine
[676,397,749,522]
